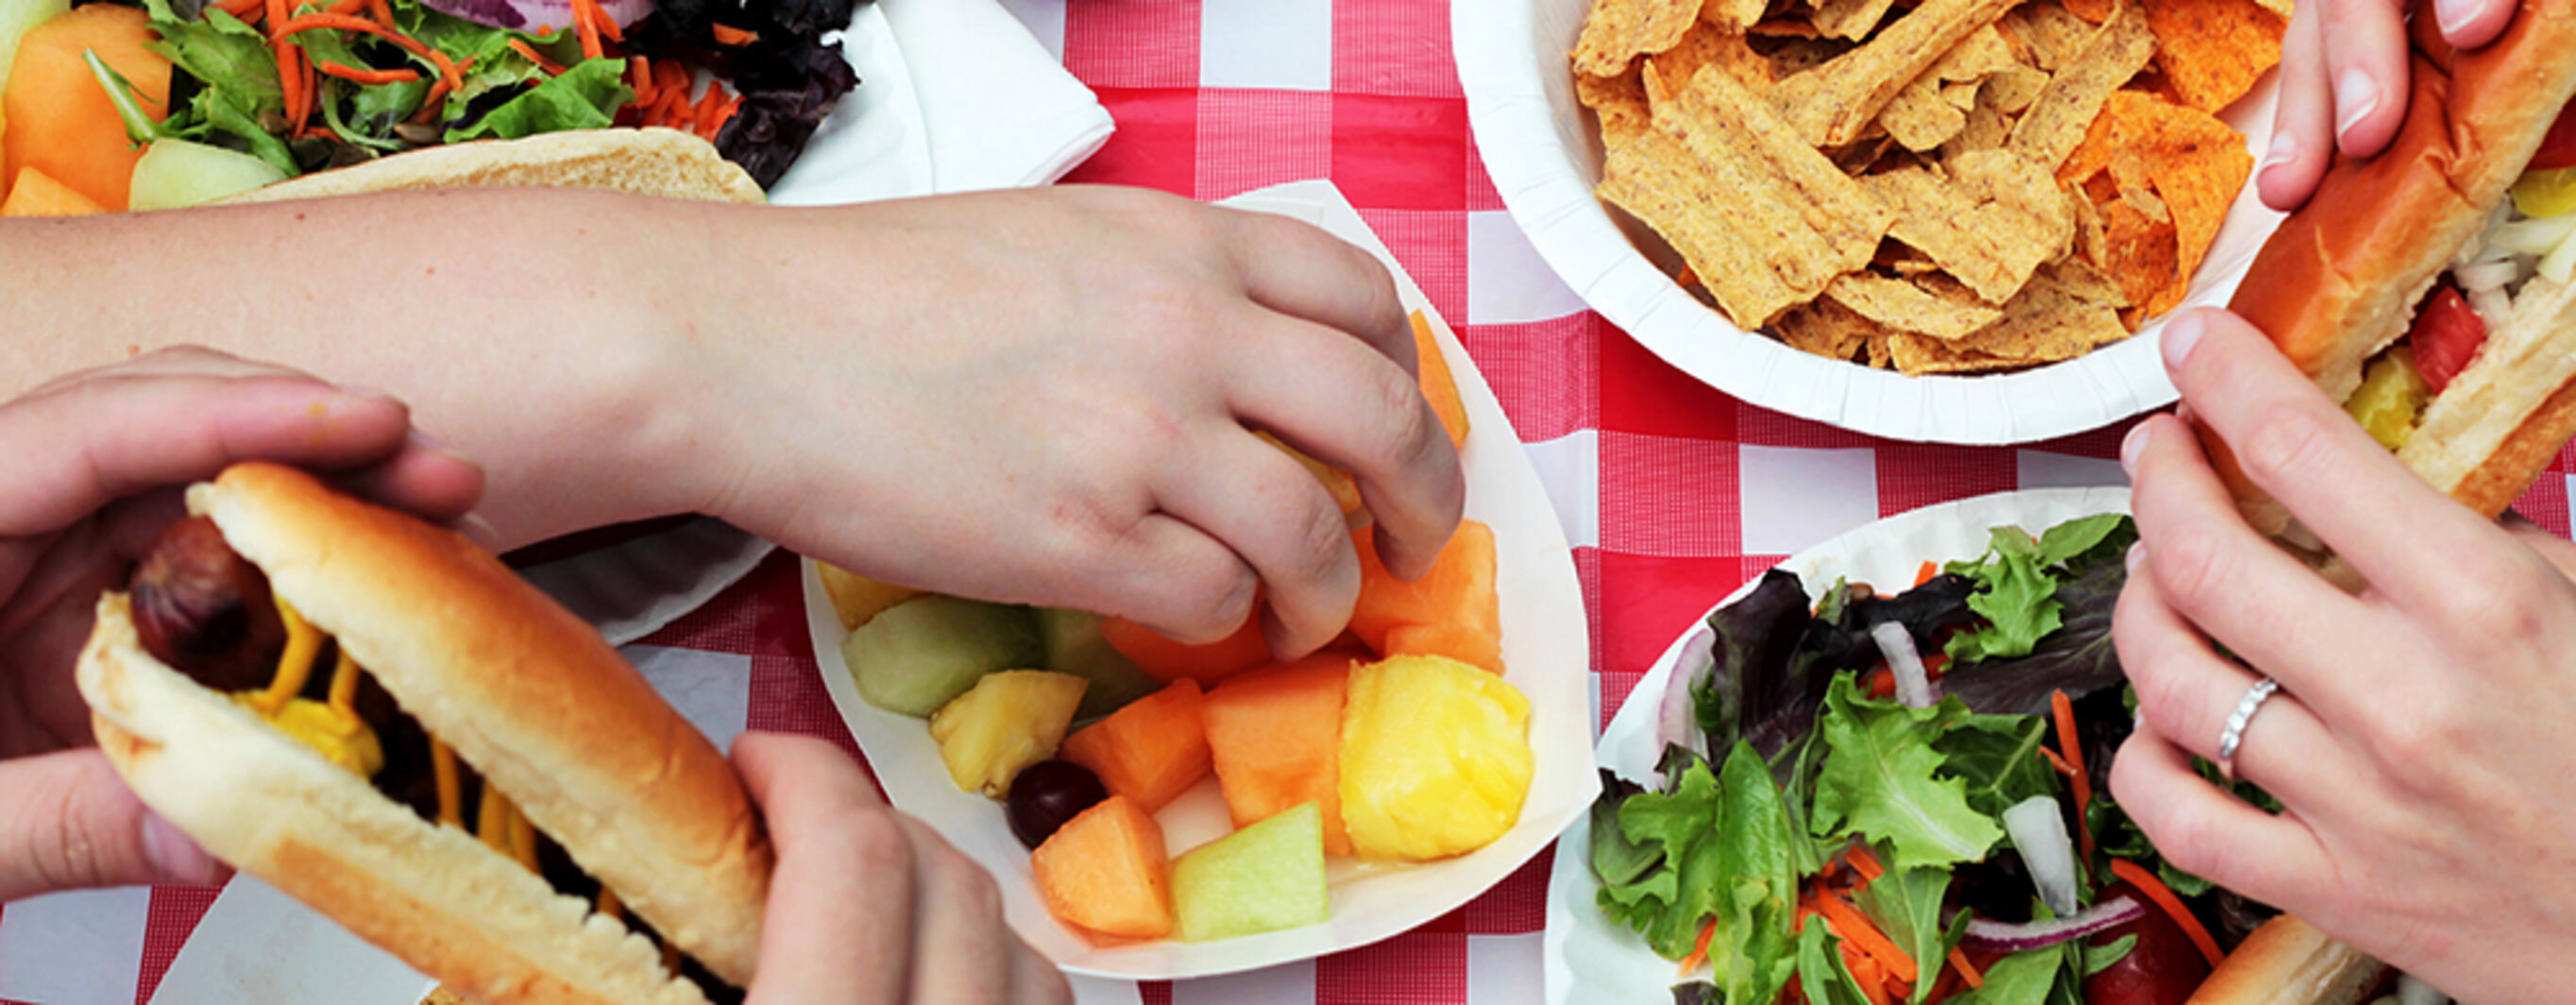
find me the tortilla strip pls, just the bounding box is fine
[1771,0,2025,147]
[1811,0,1904,41]
[1890,261,2130,372]
[2000,2,2100,72]
[1873,148,2075,303]
[1700,0,1769,32]
[2009,0,2158,170]
[1648,23,1773,94]
[1608,64,1894,328]
[1572,0,1702,77]
[1883,77,1971,150]
[1577,67,1653,146]
[1825,271,2007,339]
[1776,297,1890,362]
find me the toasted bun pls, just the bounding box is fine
[77,463,771,994]
[2187,915,2388,1005]
[2217,0,2576,543]
[80,595,706,1005]
[213,128,764,206]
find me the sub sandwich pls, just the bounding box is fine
[2218,0,2576,547]
[76,463,771,1004]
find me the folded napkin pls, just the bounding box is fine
[884,0,1114,192]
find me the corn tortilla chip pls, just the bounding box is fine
[2146,0,2286,112]
[1890,260,2132,372]
[1766,37,1854,78]
[1578,66,1652,146]
[1650,22,1774,94]
[1606,65,1894,328]
[1882,77,1971,151]
[1811,0,1904,41]
[1982,64,2050,113]
[1776,297,1890,362]
[1771,0,2025,147]
[1749,17,1824,36]
[1932,25,2024,80]
[1940,94,2013,160]
[2000,3,2102,72]
[1873,148,2076,303]
[1700,0,1770,32]
[2010,1,2158,170]
[1826,271,2008,338]
[1573,0,1703,77]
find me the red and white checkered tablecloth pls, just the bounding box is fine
[9,1,2576,1003]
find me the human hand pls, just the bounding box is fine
[2257,0,2517,210]
[2110,308,2576,1005]
[733,733,1069,1005]
[680,185,1466,659]
[0,347,483,902]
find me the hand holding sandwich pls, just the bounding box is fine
[0,346,481,901]
[2112,309,2576,1005]
[2259,0,2518,210]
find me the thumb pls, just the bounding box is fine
[0,749,228,902]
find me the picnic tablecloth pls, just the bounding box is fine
[9,1,2576,1003]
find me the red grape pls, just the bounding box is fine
[1008,759,1109,848]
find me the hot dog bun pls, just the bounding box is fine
[76,464,770,1003]
[2186,915,2389,1005]
[212,128,765,206]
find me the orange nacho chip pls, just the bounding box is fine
[2060,90,2252,313]
[2010,0,2159,170]
[1571,0,1700,77]
[2144,0,2286,111]
[2099,194,2183,318]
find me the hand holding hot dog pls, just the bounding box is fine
[0,346,482,900]
[2112,309,2576,1005]
[2258,0,2517,210]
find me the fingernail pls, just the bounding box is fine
[2334,69,2381,145]
[453,513,501,549]
[2257,129,2296,180]
[2122,421,2154,475]
[2435,0,2478,37]
[141,813,224,885]
[2126,540,2146,574]
[406,428,452,452]
[2132,707,2149,733]
[2161,311,2207,372]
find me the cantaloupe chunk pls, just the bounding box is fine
[1030,795,1173,940]
[1100,608,1272,686]
[1259,432,1364,520]
[1411,311,1470,449]
[1349,520,1501,671]
[3,4,169,213]
[1058,679,1211,811]
[1202,652,1356,856]
[1,164,102,216]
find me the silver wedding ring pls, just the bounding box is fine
[2214,676,2280,784]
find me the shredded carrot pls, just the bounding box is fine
[591,0,623,42]
[2039,744,2076,776]
[691,83,725,139]
[314,60,417,83]
[708,92,740,136]
[1846,844,1886,885]
[212,0,265,19]
[1677,916,1720,976]
[1868,668,1896,699]
[628,54,655,105]
[1927,962,1963,1003]
[2106,859,2225,969]
[570,0,602,60]
[274,13,449,82]
[407,54,470,123]
[507,38,568,76]
[368,0,392,24]
[1946,946,1984,989]
[1914,560,1939,587]
[2051,689,2094,860]
[268,0,301,128]
[323,0,367,17]
[1818,894,1917,984]
[1843,943,1894,1005]
[708,22,756,45]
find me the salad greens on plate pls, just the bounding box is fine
[1592,514,2270,1005]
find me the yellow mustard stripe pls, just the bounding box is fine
[326,649,363,725]
[478,784,513,854]
[255,598,321,714]
[508,803,538,871]
[432,739,461,827]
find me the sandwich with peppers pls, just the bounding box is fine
[76,463,771,1004]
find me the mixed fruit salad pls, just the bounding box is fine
[816,313,1541,946]
[1593,514,2279,1005]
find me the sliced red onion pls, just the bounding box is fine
[1959,895,2143,953]
[418,0,652,33]
[1652,622,1717,776]
[2002,794,2079,917]
[1869,622,1934,708]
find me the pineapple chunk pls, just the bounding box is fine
[2347,351,2431,451]
[929,671,1089,797]
[1337,655,1534,860]
[818,563,925,631]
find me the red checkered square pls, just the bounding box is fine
[1464,145,1506,213]
[1061,0,1202,89]
[1315,929,1466,1004]
[1736,404,1883,451]
[1449,845,1551,934]
[1140,983,1175,1005]
[1357,208,1468,326]
[2513,471,2572,537]
[1063,88,1202,196]
[1330,94,1471,212]
[747,652,863,762]
[1194,89,1334,201]
[1456,315,1599,441]
[1595,553,1755,723]
[638,551,802,657]
[136,885,220,1005]
[1599,324,1738,443]
[1878,446,2016,517]
[1598,433,1740,557]
[1332,0,1460,97]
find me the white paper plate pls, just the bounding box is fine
[1541,486,2133,1003]
[805,179,1601,981]
[1452,2,2286,444]
[765,2,934,206]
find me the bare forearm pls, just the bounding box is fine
[3,189,734,546]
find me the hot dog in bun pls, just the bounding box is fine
[76,463,770,1004]
[2219,0,2576,550]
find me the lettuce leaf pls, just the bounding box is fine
[1707,741,1801,1005]
[1808,676,2004,870]
[445,56,631,143]
[1854,862,1956,1004]
[1598,758,1723,958]
[1793,921,1875,1005]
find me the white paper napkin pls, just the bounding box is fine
[882,0,1113,192]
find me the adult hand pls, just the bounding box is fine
[2257,0,2517,210]
[734,733,1069,1005]
[682,185,1466,659]
[2110,308,2576,1005]
[0,347,483,902]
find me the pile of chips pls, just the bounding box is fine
[1572,0,2282,374]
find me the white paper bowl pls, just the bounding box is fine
[1453,1,2287,444]
[1540,486,2133,1002]
[805,180,1601,982]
